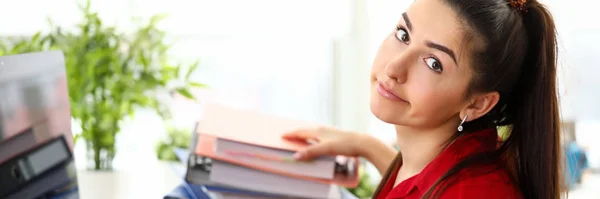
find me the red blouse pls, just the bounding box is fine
[376,128,522,199]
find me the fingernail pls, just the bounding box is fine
[293,152,303,160]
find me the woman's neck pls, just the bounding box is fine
[393,122,457,185]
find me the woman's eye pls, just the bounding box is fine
[395,27,410,43]
[424,57,443,72]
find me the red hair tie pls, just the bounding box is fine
[509,0,528,14]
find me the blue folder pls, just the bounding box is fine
[164,181,360,199]
[163,183,203,199]
[164,181,293,199]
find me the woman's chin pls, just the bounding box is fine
[370,102,404,125]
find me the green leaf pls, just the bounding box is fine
[175,88,194,99]
[138,53,149,67]
[185,61,199,80]
[31,32,41,43]
[73,134,81,145]
[149,14,169,26]
[189,81,207,88]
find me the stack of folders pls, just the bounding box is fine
[0,127,79,199]
[166,103,360,199]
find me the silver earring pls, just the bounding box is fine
[457,115,468,132]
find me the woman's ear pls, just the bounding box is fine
[460,91,500,122]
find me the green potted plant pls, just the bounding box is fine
[0,0,204,170]
[346,166,377,199]
[155,124,192,162]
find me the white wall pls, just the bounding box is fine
[0,0,357,170]
[544,0,600,169]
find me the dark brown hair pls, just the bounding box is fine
[373,0,562,198]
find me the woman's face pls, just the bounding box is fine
[369,0,475,129]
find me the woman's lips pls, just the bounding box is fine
[376,82,405,102]
[375,82,404,101]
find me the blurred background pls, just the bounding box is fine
[0,0,598,198]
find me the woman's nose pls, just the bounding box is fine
[384,49,416,84]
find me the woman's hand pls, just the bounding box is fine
[283,127,398,174]
[282,127,365,161]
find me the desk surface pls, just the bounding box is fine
[76,161,358,199]
[77,161,183,199]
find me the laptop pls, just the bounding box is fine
[0,51,79,199]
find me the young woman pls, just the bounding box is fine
[283,0,561,198]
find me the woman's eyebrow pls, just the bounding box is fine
[426,41,458,65]
[403,12,457,66]
[402,12,412,31]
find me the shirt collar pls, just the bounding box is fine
[410,128,499,193]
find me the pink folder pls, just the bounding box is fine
[194,103,360,187]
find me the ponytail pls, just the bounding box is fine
[505,2,562,198]
[372,152,402,197]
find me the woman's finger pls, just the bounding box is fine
[293,143,334,161]
[282,128,318,140]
